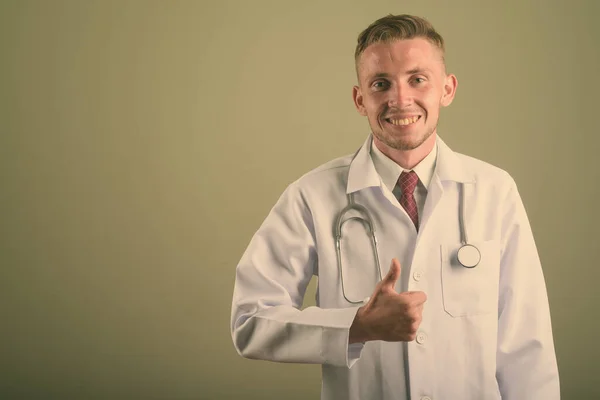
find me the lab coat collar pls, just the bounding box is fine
[434,136,475,184]
[347,134,474,194]
[346,135,381,194]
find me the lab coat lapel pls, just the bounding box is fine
[346,135,381,194]
[419,136,475,234]
[345,134,476,230]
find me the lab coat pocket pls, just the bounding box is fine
[440,239,501,317]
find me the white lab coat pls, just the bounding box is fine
[231,135,559,400]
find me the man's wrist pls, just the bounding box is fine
[349,306,369,344]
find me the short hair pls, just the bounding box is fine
[355,14,445,71]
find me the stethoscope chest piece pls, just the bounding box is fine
[457,244,481,268]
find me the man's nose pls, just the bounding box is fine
[388,85,413,108]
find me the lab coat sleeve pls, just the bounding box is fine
[231,182,361,367]
[496,176,560,399]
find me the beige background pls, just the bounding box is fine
[1,0,598,398]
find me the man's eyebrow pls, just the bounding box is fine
[406,67,431,74]
[368,68,432,80]
[369,72,391,80]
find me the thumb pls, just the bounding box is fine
[381,258,401,290]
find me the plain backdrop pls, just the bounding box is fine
[1,0,599,399]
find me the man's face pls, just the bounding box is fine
[353,38,457,152]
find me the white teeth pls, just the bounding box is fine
[389,116,418,126]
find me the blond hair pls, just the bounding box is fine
[355,14,445,70]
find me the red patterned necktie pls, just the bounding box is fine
[398,171,419,230]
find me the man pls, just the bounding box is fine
[231,14,559,400]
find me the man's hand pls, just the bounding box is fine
[349,258,427,343]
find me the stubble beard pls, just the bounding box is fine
[373,120,437,151]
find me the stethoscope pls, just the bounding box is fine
[334,164,481,304]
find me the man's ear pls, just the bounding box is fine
[441,73,458,107]
[353,85,367,116]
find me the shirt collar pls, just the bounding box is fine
[370,137,438,193]
[347,134,474,194]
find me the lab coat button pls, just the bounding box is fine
[413,271,423,281]
[416,332,427,344]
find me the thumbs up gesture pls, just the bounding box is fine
[349,259,427,343]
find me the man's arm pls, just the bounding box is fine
[230,182,361,367]
[496,176,560,399]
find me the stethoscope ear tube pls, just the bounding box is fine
[336,192,383,304]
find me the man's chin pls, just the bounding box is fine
[376,135,425,151]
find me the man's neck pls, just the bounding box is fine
[373,133,437,170]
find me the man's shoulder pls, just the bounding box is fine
[454,151,515,187]
[292,152,354,186]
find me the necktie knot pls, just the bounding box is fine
[398,171,419,196]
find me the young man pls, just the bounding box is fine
[231,14,559,400]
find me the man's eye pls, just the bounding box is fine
[413,77,426,84]
[372,81,388,90]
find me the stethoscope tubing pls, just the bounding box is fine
[335,159,480,303]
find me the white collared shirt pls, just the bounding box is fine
[370,138,438,219]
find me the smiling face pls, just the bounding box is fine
[353,38,457,158]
